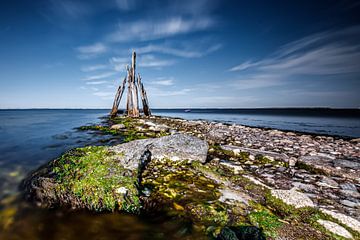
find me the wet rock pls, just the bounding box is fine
[22,134,208,212]
[321,209,360,233]
[22,146,141,212]
[217,226,266,240]
[317,219,353,239]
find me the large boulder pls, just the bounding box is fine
[110,134,209,170]
[22,134,209,212]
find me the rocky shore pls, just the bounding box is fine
[22,115,360,240]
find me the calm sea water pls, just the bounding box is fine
[0,109,359,239]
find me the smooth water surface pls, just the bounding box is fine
[0,109,359,239]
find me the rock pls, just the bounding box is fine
[292,182,316,192]
[219,160,243,174]
[270,188,314,208]
[350,138,360,143]
[297,156,360,182]
[110,134,209,169]
[340,199,359,208]
[220,145,289,162]
[149,134,208,163]
[340,183,358,192]
[288,157,297,167]
[22,134,208,212]
[321,209,360,233]
[217,226,266,240]
[316,176,339,189]
[22,146,141,212]
[110,123,126,130]
[317,219,353,239]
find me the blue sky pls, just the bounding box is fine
[0,0,359,108]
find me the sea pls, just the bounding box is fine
[0,108,359,239]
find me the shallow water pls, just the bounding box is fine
[0,109,202,239]
[0,109,359,239]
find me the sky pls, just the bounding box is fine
[0,0,359,109]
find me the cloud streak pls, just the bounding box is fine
[229,26,360,89]
[107,17,215,42]
[135,43,222,58]
[82,72,116,81]
[76,43,107,59]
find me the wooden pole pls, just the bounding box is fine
[137,74,151,116]
[126,65,133,116]
[110,51,151,118]
[131,51,139,117]
[110,76,127,117]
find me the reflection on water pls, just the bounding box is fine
[0,201,203,240]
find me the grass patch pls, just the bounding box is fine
[248,210,283,238]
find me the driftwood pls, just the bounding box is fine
[110,51,151,117]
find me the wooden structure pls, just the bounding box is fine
[110,51,151,117]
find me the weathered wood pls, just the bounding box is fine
[131,52,139,117]
[110,51,151,118]
[110,76,127,117]
[142,84,151,116]
[126,65,133,116]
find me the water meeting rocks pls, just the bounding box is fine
[22,134,208,212]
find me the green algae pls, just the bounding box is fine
[141,159,234,237]
[52,146,140,212]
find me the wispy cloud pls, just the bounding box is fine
[109,57,129,71]
[147,86,193,96]
[135,43,222,58]
[82,72,116,81]
[149,77,175,86]
[230,27,360,75]
[81,64,108,72]
[107,17,215,42]
[139,55,175,68]
[76,43,107,59]
[93,91,114,98]
[229,26,360,89]
[85,81,107,85]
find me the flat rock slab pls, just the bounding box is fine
[110,134,208,170]
[321,209,360,233]
[270,188,314,208]
[298,156,360,182]
[317,219,353,239]
[220,145,289,161]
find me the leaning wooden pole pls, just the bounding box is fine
[110,76,127,117]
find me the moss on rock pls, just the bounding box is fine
[27,146,141,213]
